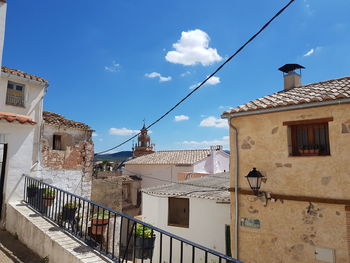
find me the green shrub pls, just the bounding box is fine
[135,224,153,238]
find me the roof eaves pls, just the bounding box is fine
[221,97,350,119]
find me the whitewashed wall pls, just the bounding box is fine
[0,124,35,202]
[123,164,193,189]
[142,193,231,263]
[193,151,229,174]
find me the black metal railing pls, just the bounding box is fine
[23,175,242,263]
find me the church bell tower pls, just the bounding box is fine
[133,123,154,157]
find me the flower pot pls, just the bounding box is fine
[91,218,109,235]
[27,187,38,198]
[62,207,77,221]
[134,235,156,259]
[42,194,55,207]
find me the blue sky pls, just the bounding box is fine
[3,0,350,153]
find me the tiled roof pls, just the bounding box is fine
[125,149,212,165]
[43,111,93,131]
[223,76,350,116]
[142,172,230,202]
[0,112,36,125]
[1,66,48,85]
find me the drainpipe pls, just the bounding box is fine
[229,118,239,259]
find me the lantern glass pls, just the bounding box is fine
[245,168,264,196]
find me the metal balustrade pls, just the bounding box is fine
[23,175,242,263]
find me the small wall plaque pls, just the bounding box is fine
[240,217,260,229]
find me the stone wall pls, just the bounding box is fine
[91,175,141,216]
[91,177,123,212]
[229,103,350,263]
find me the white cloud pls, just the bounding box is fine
[145,72,172,82]
[109,128,139,136]
[303,48,314,57]
[174,115,189,122]
[165,29,222,66]
[180,71,191,77]
[200,116,228,128]
[105,61,120,72]
[189,76,221,90]
[92,133,98,137]
[182,136,229,147]
[303,46,322,57]
[206,76,220,85]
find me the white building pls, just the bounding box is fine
[0,66,48,217]
[124,146,229,188]
[141,173,231,263]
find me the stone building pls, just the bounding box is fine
[132,124,154,157]
[222,64,350,263]
[33,111,94,198]
[91,172,141,216]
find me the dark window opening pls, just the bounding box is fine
[168,197,189,228]
[290,122,330,156]
[53,135,63,150]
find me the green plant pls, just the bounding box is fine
[64,202,79,209]
[135,224,153,238]
[43,188,55,195]
[41,256,49,263]
[92,210,110,219]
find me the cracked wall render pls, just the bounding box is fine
[229,104,350,263]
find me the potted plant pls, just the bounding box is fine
[42,188,56,207]
[91,210,109,235]
[62,202,79,221]
[27,184,38,198]
[134,224,156,260]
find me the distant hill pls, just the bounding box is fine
[95,151,133,162]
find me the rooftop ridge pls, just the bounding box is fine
[223,75,350,116]
[1,66,49,85]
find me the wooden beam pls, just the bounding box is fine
[283,117,333,126]
[228,187,350,205]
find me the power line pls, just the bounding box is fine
[95,0,296,156]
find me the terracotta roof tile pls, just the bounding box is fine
[1,66,48,85]
[125,149,216,165]
[223,76,350,116]
[0,112,36,125]
[43,111,93,131]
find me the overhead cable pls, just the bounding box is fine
[95,0,296,155]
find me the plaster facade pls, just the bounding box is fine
[228,103,350,263]
[142,193,231,263]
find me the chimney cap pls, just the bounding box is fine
[278,64,305,73]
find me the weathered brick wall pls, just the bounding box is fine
[38,124,94,198]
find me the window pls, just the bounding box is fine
[6,82,25,107]
[168,197,189,228]
[284,118,332,156]
[53,135,63,150]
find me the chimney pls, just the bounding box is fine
[0,0,6,68]
[278,64,305,91]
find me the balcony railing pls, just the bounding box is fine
[23,175,242,263]
[6,90,25,107]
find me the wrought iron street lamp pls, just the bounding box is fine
[245,168,264,196]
